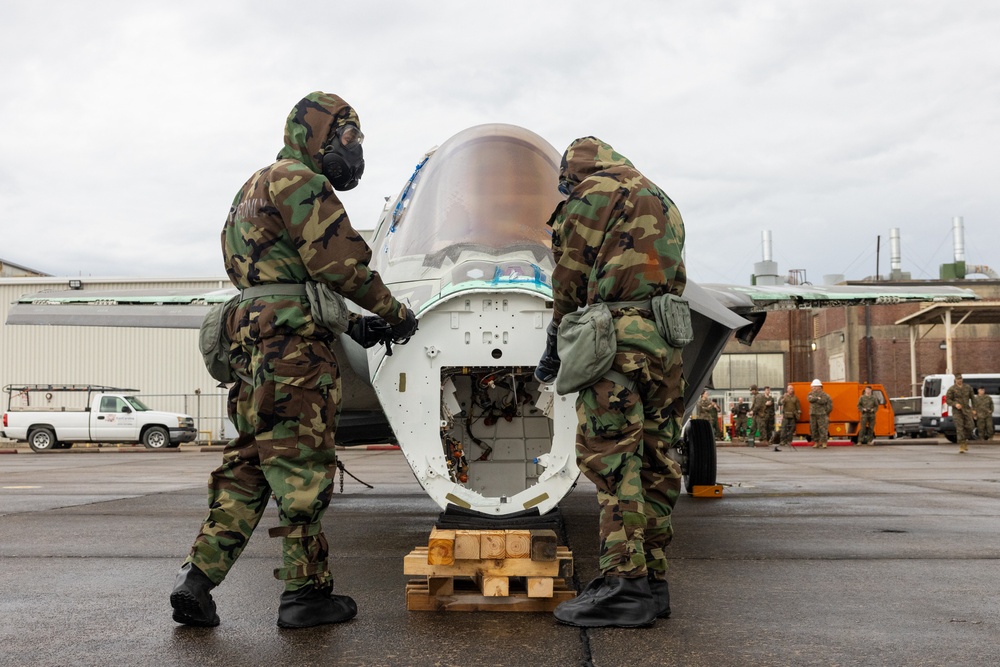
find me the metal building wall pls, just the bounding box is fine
[0,277,233,441]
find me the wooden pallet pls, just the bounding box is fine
[404,528,576,612]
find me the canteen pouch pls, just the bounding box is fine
[651,293,694,348]
[305,282,350,335]
[199,295,240,384]
[555,303,616,396]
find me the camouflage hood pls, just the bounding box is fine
[558,136,635,188]
[276,91,361,173]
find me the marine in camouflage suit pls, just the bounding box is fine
[759,387,776,443]
[946,375,974,453]
[856,387,879,445]
[777,384,801,449]
[541,137,685,628]
[171,92,416,629]
[972,387,994,441]
[808,381,833,448]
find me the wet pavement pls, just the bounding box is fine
[1,440,998,667]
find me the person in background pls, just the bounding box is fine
[808,379,833,449]
[776,384,801,451]
[971,385,994,442]
[856,386,878,446]
[947,374,974,454]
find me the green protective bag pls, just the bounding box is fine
[305,282,350,335]
[555,303,616,396]
[651,293,694,348]
[198,295,240,384]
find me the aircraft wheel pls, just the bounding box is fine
[682,419,717,493]
[142,426,169,449]
[28,427,57,452]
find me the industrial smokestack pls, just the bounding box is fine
[762,230,773,262]
[890,228,902,272]
[953,216,965,263]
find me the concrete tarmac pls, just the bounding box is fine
[1,441,998,667]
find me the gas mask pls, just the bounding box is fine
[322,124,365,191]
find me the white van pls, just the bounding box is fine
[920,373,1000,442]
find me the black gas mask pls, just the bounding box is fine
[322,124,365,191]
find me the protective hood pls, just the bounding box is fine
[558,136,635,189]
[276,91,361,174]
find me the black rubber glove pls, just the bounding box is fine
[348,316,392,349]
[534,321,561,383]
[390,307,418,344]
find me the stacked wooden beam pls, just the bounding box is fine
[404,528,576,612]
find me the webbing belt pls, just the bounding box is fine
[239,283,307,301]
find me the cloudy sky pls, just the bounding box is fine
[2,0,998,286]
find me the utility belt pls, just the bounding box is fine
[199,282,350,384]
[554,294,693,396]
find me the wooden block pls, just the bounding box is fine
[526,577,554,598]
[504,530,531,559]
[454,530,481,560]
[427,577,454,596]
[427,527,456,565]
[404,547,566,577]
[475,572,509,597]
[405,578,576,612]
[479,530,506,559]
[529,529,558,561]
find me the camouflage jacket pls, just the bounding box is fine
[857,393,879,415]
[223,91,405,343]
[696,398,716,420]
[808,390,833,417]
[749,392,767,418]
[945,383,974,412]
[548,137,686,348]
[778,393,801,418]
[972,394,993,417]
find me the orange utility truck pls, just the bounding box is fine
[788,382,895,443]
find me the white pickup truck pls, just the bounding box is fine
[2,384,197,452]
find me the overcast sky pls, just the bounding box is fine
[2,0,998,286]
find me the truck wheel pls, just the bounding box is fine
[142,426,169,449]
[28,427,57,452]
[944,434,957,444]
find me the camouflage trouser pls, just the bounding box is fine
[975,416,994,440]
[810,414,829,446]
[185,334,340,592]
[953,409,973,445]
[760,414,775,442]
[779,414,797,446]
[735,416,747,439]
[575,334,684,579]
[858,412,876,444]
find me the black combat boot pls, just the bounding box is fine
[553,575,657,628]
[277,583,358,629]
[170,563,220,627]
[648,574,671,618]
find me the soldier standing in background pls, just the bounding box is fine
[972,386,995,441]
[749,384,766,446]
[734,397,749,442]
[760,386,776,444]
[696,390,714,422]
[947,374,974,453]
[777,384,801,451]
[534,136,685,628]
[808,379,833,448]
[170,92,417,629]
[857,386,879,446]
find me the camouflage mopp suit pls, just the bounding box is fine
[547,137,686,585]
[181,93,409,607]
